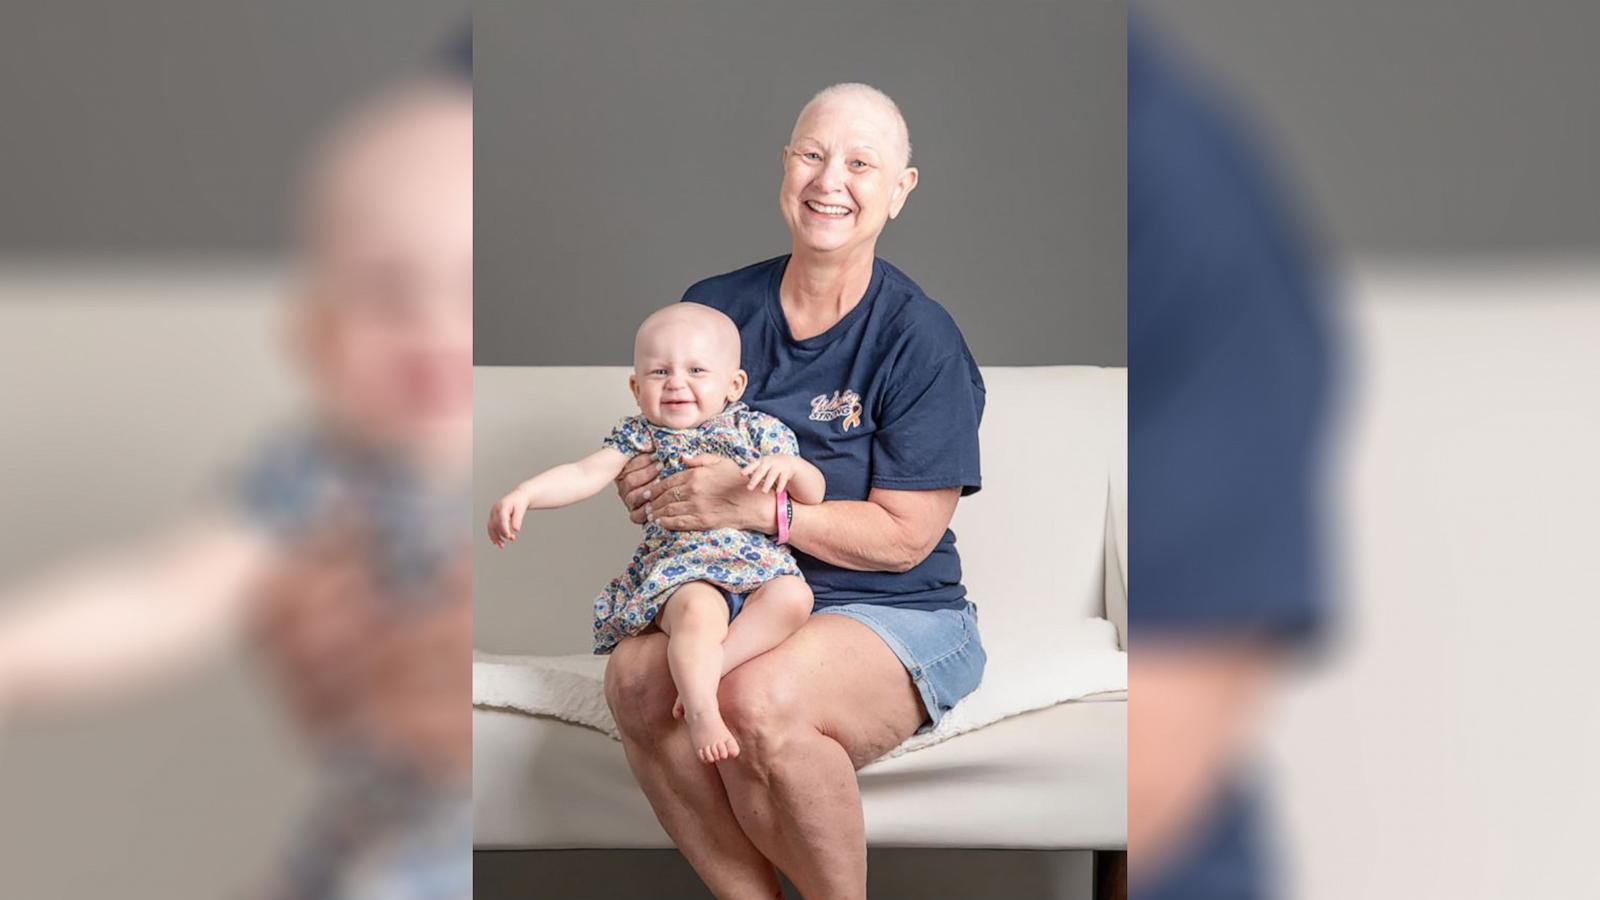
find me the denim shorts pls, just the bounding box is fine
[813,600,987,734]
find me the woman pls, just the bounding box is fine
[603,83,987,900]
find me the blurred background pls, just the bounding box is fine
[1137,2,1599,897]
[0,3,469,898]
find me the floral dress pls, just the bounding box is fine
[592,402,804,654]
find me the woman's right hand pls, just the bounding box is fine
[614,449,661,525]
[487,489,530,547]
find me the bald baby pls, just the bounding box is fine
[629,304,749,431]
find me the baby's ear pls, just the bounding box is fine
[628,373,641,402]
[728,369,749,403]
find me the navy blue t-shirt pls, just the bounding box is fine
[684,255,984,612]
[1130,20,1335,900]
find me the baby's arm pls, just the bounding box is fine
[488,447,630,546]
[743,454,826,505]
[0,517,272,722]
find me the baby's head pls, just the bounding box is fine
[290,77,473,475]
[629,304,747,429]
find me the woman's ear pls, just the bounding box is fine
[888,166,920,220]
[728,369,749,403]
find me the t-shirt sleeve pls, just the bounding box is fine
[869,341,984,496]
[1128,35,1334,644]
[745,411,801,458]
[601,416,652,456]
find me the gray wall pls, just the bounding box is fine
[477,0,1126,367]
[1139,0,1600,256]
[0,1,468,255]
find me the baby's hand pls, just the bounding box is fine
[487,489,531,548]
[743,455,803,494]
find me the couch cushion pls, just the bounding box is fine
[951,367,1121,653]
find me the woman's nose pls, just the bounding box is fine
[818,157,848,191]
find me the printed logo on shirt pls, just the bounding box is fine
[809,389,863,432]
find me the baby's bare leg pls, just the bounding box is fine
[721,575,814,675]
[670,576,812,720]
[658,581,739,764]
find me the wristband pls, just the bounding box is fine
[776,488,790,544]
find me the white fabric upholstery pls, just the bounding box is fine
[472,365,1128,849]
[474,698,1126,851]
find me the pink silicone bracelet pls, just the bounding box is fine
[776,488,790,544]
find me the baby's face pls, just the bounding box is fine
[630,309,746,430]
[297,85,473,474]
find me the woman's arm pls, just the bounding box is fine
[646,456,958,573]
[788,487,958,573]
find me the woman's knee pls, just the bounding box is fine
[719,666,805,749]
[604,636,674,734]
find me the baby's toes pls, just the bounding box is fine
[723,737,741,759]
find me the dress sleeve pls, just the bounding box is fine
[870,343,985,496]
[224,427,333,543]
[601,415,653,456]
[744,410,801,458]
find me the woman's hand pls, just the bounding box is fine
[614,448,661,526]
[649,455,774,534]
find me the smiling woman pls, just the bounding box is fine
[592,83,990,900]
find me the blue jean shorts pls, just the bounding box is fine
[813,600,987,734]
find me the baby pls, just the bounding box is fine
[487,303,822,763]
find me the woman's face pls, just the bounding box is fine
[779,94,918,257]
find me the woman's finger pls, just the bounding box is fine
[656,514,699,532]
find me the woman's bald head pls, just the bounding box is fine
[791,83,912,171]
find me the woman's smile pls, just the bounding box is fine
[804,198,854,218]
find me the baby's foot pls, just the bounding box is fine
[672,694,685,720]
[683,704,740,764]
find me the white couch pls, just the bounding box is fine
[472,365,1128,852]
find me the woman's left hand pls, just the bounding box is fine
[649,455,773,534]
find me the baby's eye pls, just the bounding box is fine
[849,159,869,169]
[802,151,822,162]
[690,367,707,375]
[651,368,668,376]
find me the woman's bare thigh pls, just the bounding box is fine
[733,613,924,768]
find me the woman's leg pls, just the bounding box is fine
[605,633,783,900]
[658,581,739,762]
[716,614,926,900]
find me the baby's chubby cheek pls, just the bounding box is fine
[391,347,473,419]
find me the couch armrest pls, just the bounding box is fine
[1104,484,1127,651]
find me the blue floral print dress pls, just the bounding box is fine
[592,402,804,654]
